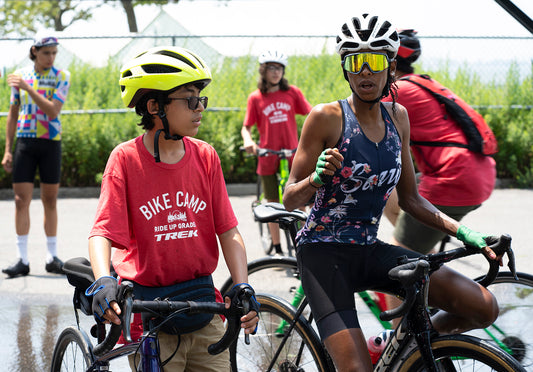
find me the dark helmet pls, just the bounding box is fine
[397,29,421,64]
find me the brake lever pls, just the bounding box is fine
[489,234,516,279]
[120,282,134,343]
[505,241,518,281]
[241,288,255,345]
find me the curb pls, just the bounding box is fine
[0,183,257,200]
[0,178,520,201]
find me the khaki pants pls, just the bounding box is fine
[128,315,230,371]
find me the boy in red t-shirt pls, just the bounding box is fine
[241,50,312,255]
[86,46,258,371]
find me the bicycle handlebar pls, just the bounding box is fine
[240,146,296,159]
[380,234,515,321]
[380,260,430,321]
[92,281,247,357]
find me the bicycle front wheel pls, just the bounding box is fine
[467,271,533,369]
[396,334,526,372]
[220,256,300,303]
[50,326,94,372]
[230,294,333,372]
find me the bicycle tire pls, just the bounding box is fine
[466,271,533,369]
[254,177,274,255]
[395,334,526,371]
[50,326,95,372]
[220,256,300,302]
[229,293,333,372]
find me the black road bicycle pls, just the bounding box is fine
[50,257,253,372]
[225,202,529,371]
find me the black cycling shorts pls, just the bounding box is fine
[296,241,421,340]
[12,138,62,184]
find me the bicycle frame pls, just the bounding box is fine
[249,203,523,370]
[79,332,162,371]
[248,147,296,256]
[277,156,290,202]
[374,264,437,371]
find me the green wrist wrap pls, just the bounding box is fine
[313,151,328,186]
[456,225,487,249]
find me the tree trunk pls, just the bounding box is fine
[120,0,138,33]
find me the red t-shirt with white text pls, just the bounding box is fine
[243,86,312,175]
[90,135,237,287]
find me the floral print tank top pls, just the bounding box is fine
[297,100,402,245]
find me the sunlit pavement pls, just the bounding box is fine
[0,187,532,370]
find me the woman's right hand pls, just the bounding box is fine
[2,152,13,173]
[311,148,343,186]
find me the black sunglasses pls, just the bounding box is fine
[169,96,208,110]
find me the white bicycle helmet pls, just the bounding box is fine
[258,50,288,67]
[335,14,400,59]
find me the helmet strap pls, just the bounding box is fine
[153,97,183,163]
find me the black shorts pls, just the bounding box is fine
[12,138,62,184]
[296,241,421,340]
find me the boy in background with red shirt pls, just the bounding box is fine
[241,50,312,256]
[85,46,258,371]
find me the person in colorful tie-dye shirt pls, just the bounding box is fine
[2,34,70,278]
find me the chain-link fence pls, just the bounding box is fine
[0,34,531,187]
[1,34,532,105]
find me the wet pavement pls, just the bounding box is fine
[1,187,532,370]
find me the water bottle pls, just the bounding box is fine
[367,330,394,364]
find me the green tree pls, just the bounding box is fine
[107,0,177,33]
[0,0,177,35]
[0,0,97,34]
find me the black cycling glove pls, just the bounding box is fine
[225,283,261,331]
[85,276,118,322]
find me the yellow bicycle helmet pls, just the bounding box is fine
[119,46,212,108]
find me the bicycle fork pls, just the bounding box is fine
[269,298,311,372]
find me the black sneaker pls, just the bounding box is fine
[2,259,30,278]
[45,256,65,274]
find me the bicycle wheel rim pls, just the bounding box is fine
[230,294,332,372]
[259,220,274,255]
[221,256,301,303]
[467,271,533,369]
[398,335,525,372]
[50,326,94,372]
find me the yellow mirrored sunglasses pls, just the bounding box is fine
[342,53,390,74]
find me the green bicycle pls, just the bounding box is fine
[243,147,297,256]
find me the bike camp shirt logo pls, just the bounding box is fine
[138,191,207,242]
[263,101,291,124]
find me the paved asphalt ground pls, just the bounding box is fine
[0,186,532,369]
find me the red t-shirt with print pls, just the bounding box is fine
[90,135,237,286]
[244,85,312,175]
[90,135,237,342]
[382,75,495,206]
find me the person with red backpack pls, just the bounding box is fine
[383,29,497,255]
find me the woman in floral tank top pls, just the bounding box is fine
[282,14,502,372]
